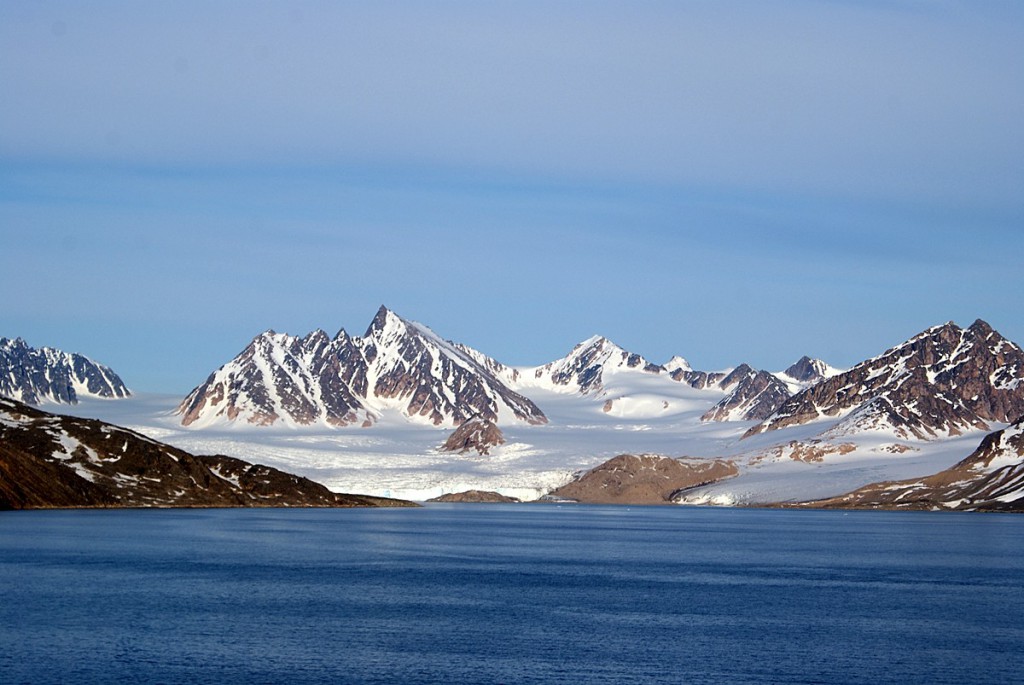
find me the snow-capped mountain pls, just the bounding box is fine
[522,335,662,395]
[746,320,1024,440]
[177,306,547,428]
[701,364,792,422]
[0,337,130,405]
[806,416,1024,511]
[519,336,797,422]
[774,356,839,387]
[50,312,1024,505]
[662,355,693,375]
[177,328,372,427]
[359,307,545,426]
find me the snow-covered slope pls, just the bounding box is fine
[518,335,663,395]
[359,307,545,426]
[0,337,130,405]
[516,338,793,423]
[48,314,1020,506]
[701,364,792,422]
[747,320,1024,440]
[177,306,547,428]
[803,417,1024,511]
[778,356,841,385]
[177,328,373,428]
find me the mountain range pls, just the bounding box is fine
[174,305,841,430]
[176,306,546,428]
[4,308,1024,509]
[0,337,129,405]
[745,319,1024,440]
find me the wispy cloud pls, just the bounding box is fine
[2,1,1022,391]
[3,2,1022,205]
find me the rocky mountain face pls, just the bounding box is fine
[549,454,738,504]
[440,416,505,455]
[178,306,547,428]
[527,335,662,394]
[527,336,795,422]
[0,397,414,510]
[781,356,835,384]
[0,337,130,405]
[701,364,793,422]
[669,367,728,390]
[804,417,1024,512]
[746,320,1024,440]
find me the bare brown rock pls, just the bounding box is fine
[440,416,506,455]
[751,440,857,464]
[427,490,521,503]
[0,397,416,510]
[550,454,738,504]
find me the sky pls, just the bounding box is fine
[2,1,1023,394]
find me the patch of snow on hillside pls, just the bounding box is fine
[59,391,993,505]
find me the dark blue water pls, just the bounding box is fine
[2,505,1023,684]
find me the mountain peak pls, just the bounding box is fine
[573,335,612,351]
[365,304,401,337]
[179,307,547,428]
[531,336,660,395]
[782,356,832,383]
[0,338,130,405]
[747,319,1024,440]
[663,355,692,374]
[970,319,995,337]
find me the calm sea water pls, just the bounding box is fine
[2,505,1023,684]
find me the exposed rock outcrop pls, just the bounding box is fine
[746,320,1024,440]
[440,416,505,455]
[427,490,521,503]
[701,364,792,422]
[549,454,738,504]
[669,368,728,390]
[0,337,130,405]
[781,356,833,384]
[0,397,415,510]
[177,306,547,428]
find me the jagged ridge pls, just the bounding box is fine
[746,320,1024,440]
[178,306,547,428]
[0,337,130,405]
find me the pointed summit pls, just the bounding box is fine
[663,355,692,374]
[0,338,130,405]
[746,319,1024,440]
[178,306,547,428]
[701,364,792,422]
[781,356,837,384]
[365,304,398,338]
[529,336,661,394]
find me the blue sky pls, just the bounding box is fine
[2,1,1023,394]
